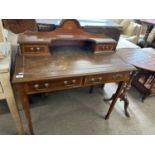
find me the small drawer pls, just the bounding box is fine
[96,43,115,51]
[0,82,3,93]
[27,77,83,93]
[20,44,49,56]
[84,72,130,86]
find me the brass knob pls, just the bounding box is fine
[30,47,34,51]
[36,47,40,51]
[112,74,122,79]
[106,46,109,49]
[91,78,95,81]
[98,77,102,80]
[102,46,105,49]
[72,80,76,83]
[64,80,68,84]
[44,83,49,88]
[34,84,39,88]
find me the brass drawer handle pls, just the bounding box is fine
[64,80,68,84]
[44,83,49,88]
[106,46,109,49]
[101,46,105,50]
[36,47,41,51]
[72,80,76,83]
[64,80,76,84]
[91,78,95,81]
[30,47,34,51]
[64,79,77,86]
[91,77,102,81]
[34,84,39,88]
[98,77,102,81]
[112,74,123,79]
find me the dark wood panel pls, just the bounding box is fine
[18,20,117,56]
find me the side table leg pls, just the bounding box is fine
[105,81,126,120]
[122,95,130,117]
[120,71,137,117]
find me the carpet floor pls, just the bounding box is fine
[0,83,155,135]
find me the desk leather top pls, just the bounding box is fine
[117,48,155,72]
[12,48,135,83]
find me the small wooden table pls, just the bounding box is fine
[117,48,155,101]
[12,48,135,134]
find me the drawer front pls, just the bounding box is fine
[27,77,83,93]
[96,43,115,51]
[84,72,130,86]
[20,44,49,56]
[0,82,3,93]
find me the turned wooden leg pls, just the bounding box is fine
[120,71,136,117]
[105,81,125,120]
[14,84,34,135]
[122,95,130,117]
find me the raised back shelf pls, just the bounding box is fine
[18,19,116,56]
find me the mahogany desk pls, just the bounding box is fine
[117,48,155,101]
[12,48,135,134]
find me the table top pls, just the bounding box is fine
[117,48,155,72]
[12,48,135,83]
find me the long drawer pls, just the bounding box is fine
[26,72,130,94]
[84,72,130,86]
[26,77,83,94]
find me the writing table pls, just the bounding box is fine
[12,47,136,134]
[118,48,155,101]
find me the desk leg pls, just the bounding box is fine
[14,84,34,135]
[105,81,126,120]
